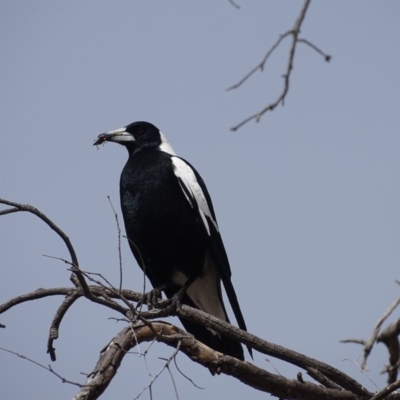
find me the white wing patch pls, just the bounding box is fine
[172,252,227,333]
[171,157,219,235]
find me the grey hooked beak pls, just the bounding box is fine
[93,128,135,146]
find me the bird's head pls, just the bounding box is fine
[94,121,175,155]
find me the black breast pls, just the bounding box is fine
[120,148,207,288]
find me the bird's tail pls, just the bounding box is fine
[167,290,245,361]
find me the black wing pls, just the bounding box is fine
[171,156,252,358]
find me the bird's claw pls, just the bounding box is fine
[138,288,163,310]
[169,287,186,311]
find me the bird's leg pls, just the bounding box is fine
[171,276,196,309]
[137,284,167,310]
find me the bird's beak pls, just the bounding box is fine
[93,128,135,146]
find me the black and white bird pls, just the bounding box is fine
[94,121,251,360]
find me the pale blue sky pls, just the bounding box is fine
[1,1,399,399]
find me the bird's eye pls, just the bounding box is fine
[136,127,146,136]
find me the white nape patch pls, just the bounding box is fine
[172,253,227,334]
[171,157,219,235]
[159,131,176,155]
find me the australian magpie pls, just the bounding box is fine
[94,121,251,360]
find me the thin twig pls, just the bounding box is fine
[228,0,330,131]
[341,339,367,346]
[72,268,138,320]
[0,287,77,314]
[134,342,182,400]
[174,356,205,390]
[228,0,240,9]
[341,290,400,370]
[165,363,180,400]
[227,31,291,91]
[230,0,312,131]
[377,319,400,383]
[342,358,379,392]
[107,196,123,293]
[124,235,150,313]
[265,358,283,376]
[298,38,332,61]
[0,198,90,295]
[0,199,79,270]
[364,293,400,367]
[306,367,341,390]
[0,207,20,216]
[74,269,162,342]
[0,347,83,387]
[47,291,81,361]
[43,255,133,317]
[140,337,157,377]
[371,380,400,400]
[0,286,142,316]
[43,253,74,266]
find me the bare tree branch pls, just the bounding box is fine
[47,291,82,361]
[0,280,373,397]
[4,199,398,399]
[133,342,181,400]
[371,381,400,400]
[341,339,368,346]
[377,319,400,384]
[173,356,205,390]
[0,287,77,315]
[228,0,331,131]
[107,196,124,293]
[0,286,141,316]
[298,38,332,61]
[306,367,342,390]
[227,31,291,92]
[0,284,140,361]
[341,288,400,383]
[175,306,370,397]
[0,197,89,293]
[227,0,240,10]
[72,322,370,400]
[0,207,20,216]
[0,346,83,387]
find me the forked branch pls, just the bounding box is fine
[341,287,400,384]
[3,198,399,399]
[228,0,331,131]
[72,322,368,400]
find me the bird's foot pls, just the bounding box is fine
[169,286,186,311]
[137,287,163,310]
